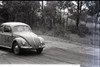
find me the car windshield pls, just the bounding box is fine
[13,25,31,32]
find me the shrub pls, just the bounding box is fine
[53,24,66,37]
[68,25,78,34]
[79,24,92,35]
[67,24,92,37]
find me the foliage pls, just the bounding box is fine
[0,1,98,38]
[1,1,40,27]
[86,1,100,16]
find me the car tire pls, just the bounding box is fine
[13,42,21,55]
[36,48,43,54]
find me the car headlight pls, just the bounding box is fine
[21,41,26,46]
[38,37,45,44]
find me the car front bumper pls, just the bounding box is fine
[20,45,45,50]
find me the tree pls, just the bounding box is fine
[86,1,100,32]
[57,1,65,25]
[0,4,9,22]
[41,1,57,30]
[56,1,72,29]
[66,1,88,30]
[2,1,40,27]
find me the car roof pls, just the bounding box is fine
[1,22,29,27]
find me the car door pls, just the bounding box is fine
[3,25,13,48]
[0,25,4,45]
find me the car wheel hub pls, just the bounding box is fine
[14,45,20,54]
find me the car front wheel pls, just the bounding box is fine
[13,42,21,55]
[36,48,43,54]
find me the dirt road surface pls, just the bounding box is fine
[0,35,100,67]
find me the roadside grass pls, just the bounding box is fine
[32,22,100,47]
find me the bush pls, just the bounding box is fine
[68,25,78,34]
[53,24,66,37]
[79,24,92,35]
[68,24,92,37]
[44,23,66,37]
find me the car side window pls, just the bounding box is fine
[0,25,3,32]
[4,26,11,33]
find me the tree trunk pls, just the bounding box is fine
[95,12,99,32]
[60,8,62,25]
[76,1,80,30]
[76,1,82,30]
[76,16,80,30]
[42,0,44,31]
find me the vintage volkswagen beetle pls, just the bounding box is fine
[0,22,45,55]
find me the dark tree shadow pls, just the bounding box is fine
[0,46,43,56]
[0,46,12,53]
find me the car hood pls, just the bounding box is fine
[14,32,41,46]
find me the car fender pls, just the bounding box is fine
[38,37,45,44]
[12,37,26,48]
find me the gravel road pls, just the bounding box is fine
[0,35,99,67]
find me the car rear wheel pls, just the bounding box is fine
[13,42,21,55]
[36,48,43,54]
